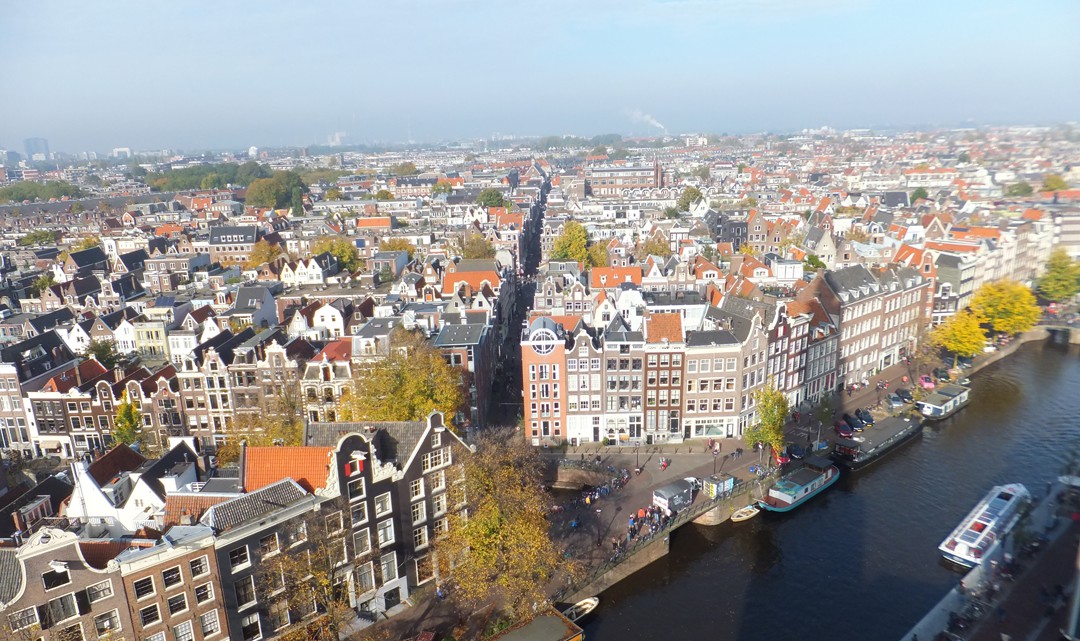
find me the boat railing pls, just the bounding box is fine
[552,468,782,603]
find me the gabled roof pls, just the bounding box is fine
[87,443,147,486]
[242,446,333,493]
[201,479,311,532]
[589,266,642,289]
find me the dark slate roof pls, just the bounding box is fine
[233,286,270,310]
[201,479,310,532]
[641,290,705,306]
[685,330,739,346]
[117,249,149,271]
[355,317,399,339]
[0,549,21,604]
[433,323,487,347]
[68,246,108,268]
[304,423,373,448]
[0,330,76,382]
[137,442,200,501]
[27,307,76,334]
[374,421,427,465]
[804,227,825,250]
[883,191,910,208]
[0,473,74,539]
[209,225,258,244]
[824,264,880,301]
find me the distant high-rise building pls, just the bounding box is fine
[23,137,49,160]
[248,146,258,158]
[111,147,132,158]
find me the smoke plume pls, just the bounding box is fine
[627,109,667,135]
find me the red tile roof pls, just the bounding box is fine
[79,540,154,569]
[314,338,353,362]
[163,494,232,527]
[589,266,642,289]
[242,446,333,493]
[645,313,683,344]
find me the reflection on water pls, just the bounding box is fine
[585,344,1080,641]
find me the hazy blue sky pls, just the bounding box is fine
[2,0,1077,153]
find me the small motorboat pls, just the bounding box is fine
[562,597,599,623]
[731,505,760,522]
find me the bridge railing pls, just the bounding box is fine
[553,469,780,603]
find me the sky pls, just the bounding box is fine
[1,0,1078,153]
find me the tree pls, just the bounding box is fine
[587,243,609,268]
[550,221,589,264]
[436,429,573,621]
[113,392,142,447]
[379,238,416,260]
[590,145,608,157]
[700,244,718,264]
[71,237,101,252]
[246,177,288,208]
[247,239,286,267]
[1043,174,1069,192]
[931,311,986,366]
[324,187,344,200]
[739,244,759,257]
[1038,248,1080,302]
[694,165,711,181]
[257,498,354,641]
[69,202,85,214]
[957,152,971,164]
[1005,182,1034,197]
[455,232,495,259]
[663,206,681,219]
[475,188,506,209]
[374,189,394,201]
[910,187,929,202]
[676,186,703,212]
[86,340,120,369]
[845,228,870,243]
[969,280,1041,335]
[342,328,464,424]
[390,161,418,176]
[803,254,826,270]
[432,181,454,196]
[312,236,360,272]
[290,187,304,217]
[18,230,60,246]
[29,272,55,296]
[636,237,672,260]
[745,386,788,455]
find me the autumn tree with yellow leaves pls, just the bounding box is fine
[435,429,574,621]
[931,310,986,367]
[969,280,1041,336]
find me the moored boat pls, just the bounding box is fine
[830,416,924,471]
[757,455,839,513]
[731,505,760,522]
[938,483,1031,568]
[562,597,599,623]
[916,384,970,421]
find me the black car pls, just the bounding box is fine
[842,413,866,432]
[896,388,914,404]
[856,408,875,426]
[789,444,806,460]
[933,367,951,381]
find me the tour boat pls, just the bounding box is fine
[562,597,599,623]
[831,416,924,471]
[757,455,839,513]
[731,504,760,522]
[938,483,1031,568]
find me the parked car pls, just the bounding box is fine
[896,388,914,404]
[842,413,865,432]
[789,444,806,460]
[933,367,951,381]
[885,393,905,409]
[834,422,854,438]
[919,375,936,390]
[957,356,974,369]
[856,408,875,426]
[771,447,791,466]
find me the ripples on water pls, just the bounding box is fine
[584,344,1080,641]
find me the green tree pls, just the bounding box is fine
[1038,248,1080,302]
[745,386,788,455]
[590,145,608,157]
[290,187,304,217]
[342,328,464,423]
[374,189,394,201]
[803,254,826,270]
[113,392,142,447]
[845,228,870,243]
[676,186,703,212]
[931,311,986,366]
[436,430,573,621]
[86,340,120,369]
[694,165,711,181]
[957,152,971,164]
[910,187,929,202]
[970,280,1041,335]
[390,161,418,176]
[69,202,85,214]
[587,243,609,267]
[18,230,60,246]
[0,180,83,204]
[324,187,344,200]
[311,236,360,272]
[476,188,506,208]
[29,272,56,296]
[663,206,681,219]
[245,177,287,208]
[456,232,495,259]
[1043,174,1069,192]
[551,221,589,264]
[246,239,287,266]
[1005,182,1034,197]
[379,237,417,260]
[71,237,101,252]
[432,181,454,196]
[200,173,223,190]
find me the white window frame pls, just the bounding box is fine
[374,492,392,517]
[133,576,156,601]
[189,555,210,578]
[199,609,221,638]
[195,582,215,604]
[377,519,395,547]
[87,579,114,603]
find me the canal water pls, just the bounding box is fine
[584,342,1080,641]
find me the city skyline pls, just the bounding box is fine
[2,0,1078,153]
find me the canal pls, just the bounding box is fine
[584,342,1080,641]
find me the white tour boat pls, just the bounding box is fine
[938,483,1031,568]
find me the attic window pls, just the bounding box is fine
[42,568,71,590]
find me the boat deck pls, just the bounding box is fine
[834,416,918,455]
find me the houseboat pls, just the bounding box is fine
[831,416,924,471]
[916,383,970,421]
[758,455,839,513]
[938,483,1031,568]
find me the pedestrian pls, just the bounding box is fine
[997,605,1006,622]
[581,453,585,462]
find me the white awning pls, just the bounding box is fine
[38,439,64,450]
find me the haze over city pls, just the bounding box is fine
[2,0,1078,152]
